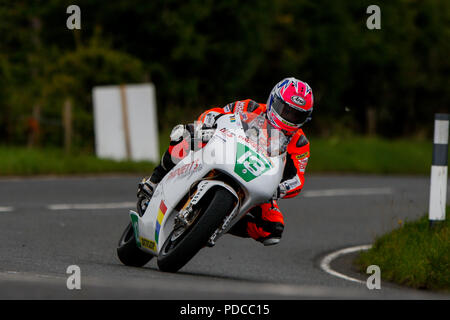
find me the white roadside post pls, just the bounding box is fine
[429,113,449,227]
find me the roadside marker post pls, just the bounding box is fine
[429,113,449,227]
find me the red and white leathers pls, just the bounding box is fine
[144,99,310,244]
[139,78,313,244]
[196,99,310,243]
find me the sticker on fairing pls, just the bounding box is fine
[140,237,157,251]
[234,143,272,182]
[155,200,167,244]
[295,151,309,160]
[130,212,141,247]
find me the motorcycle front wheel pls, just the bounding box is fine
[157,188,236,273]
[117,222,154,267]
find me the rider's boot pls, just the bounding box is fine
[136,172,161,215]
[136,150,177,214]
[138,148,176,193]
[137,124,193,202]
[259,227,283,246]
[227,203,284,246]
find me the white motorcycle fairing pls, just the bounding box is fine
[129,113,286,256]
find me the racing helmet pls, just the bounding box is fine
[266,77,314,132]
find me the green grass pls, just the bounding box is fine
[356,208,450,291]
[307,136,440,175]
[0,135,446,176]
[0,146,155,176]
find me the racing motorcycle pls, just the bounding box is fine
[117,111,289,273]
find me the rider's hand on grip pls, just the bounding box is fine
[200,128,215,142]
[193,121,216,143]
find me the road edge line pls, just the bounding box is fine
[319,244,372,285]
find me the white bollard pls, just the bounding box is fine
[429,113,449,226]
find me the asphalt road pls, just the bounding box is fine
[0,174,449,299]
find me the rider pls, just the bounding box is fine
[137,77,314,246]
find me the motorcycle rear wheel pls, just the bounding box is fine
[157,188,236,273]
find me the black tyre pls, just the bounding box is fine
[157,188,236,273]
[117,222,153,267]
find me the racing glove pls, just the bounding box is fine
[199,128,215,142]
[194,122,217,143]
[195,112,226,142]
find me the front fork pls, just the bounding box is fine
[174,180,241,247]
[206,203,240,247]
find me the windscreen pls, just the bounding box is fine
[238,111,289,156]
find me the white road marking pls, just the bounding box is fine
[44,187,392,211]
[48,202,135,211]
[0,206,14,213]
[303,187,392,198]
[320,244,372,284]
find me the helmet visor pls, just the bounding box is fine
[271,96,311,126]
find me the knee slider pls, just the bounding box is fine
[272,222,284,237]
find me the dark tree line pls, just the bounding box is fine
[0,0,449,149]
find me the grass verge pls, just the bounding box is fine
[0,135,447,176]
[0,146,154,176]
[356,208,450,291]
[307,136,440,175]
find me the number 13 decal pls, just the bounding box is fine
[237,150,266,176]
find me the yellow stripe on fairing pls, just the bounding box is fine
[157,209,164,224]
